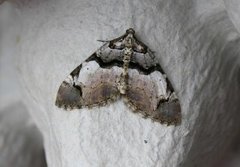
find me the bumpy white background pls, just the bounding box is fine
[0,0,240,167]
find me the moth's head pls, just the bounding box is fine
[126,28,135,35]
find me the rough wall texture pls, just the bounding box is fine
[0,2,46,167]
[224,0,240,34]
[7,0,240,166]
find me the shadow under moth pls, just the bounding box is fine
[55,28,181,126]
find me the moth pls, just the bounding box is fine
[55,28,181,125]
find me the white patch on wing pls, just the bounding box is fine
[149,71,169,99]
[128,69,169,98]
[65,75,73,84]
[77,61,123,86]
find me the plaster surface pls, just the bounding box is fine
[2,0,240,166]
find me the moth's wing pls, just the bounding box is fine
[56,35,126,110]
[153,93,181,125]
[130,36,158,70]
[55,55,122,110]
[95,43,124,64]
[78,59,122,108]
[95,33,130,64]
[125,51,181,125]
[55,65,83,109]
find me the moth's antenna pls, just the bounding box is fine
[97,39,110,43]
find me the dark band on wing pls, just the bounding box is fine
[85,53,174,92]
[70,64,82,78]
[86,53,164,74]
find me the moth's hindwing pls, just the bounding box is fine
[55,28,181,125]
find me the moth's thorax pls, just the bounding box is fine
[119,33,135,95]
[124,34,134,48]
[123,48,133,57]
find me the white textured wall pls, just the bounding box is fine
[0,2,46,167]
[7,0,240,166]
[224,0,240,34]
